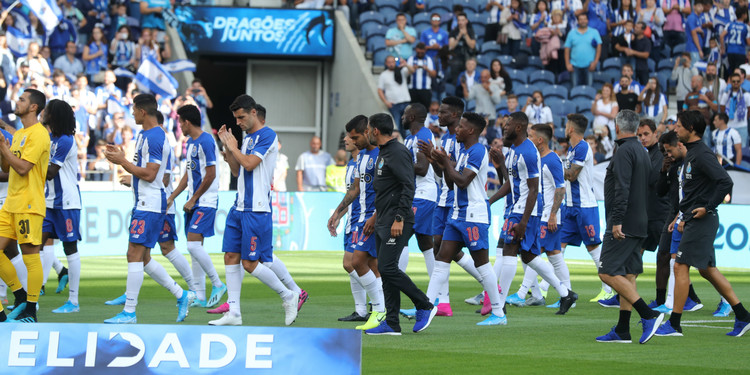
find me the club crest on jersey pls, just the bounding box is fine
[246,137,256,152]
[378,158,384,169]
[50,142,58,156]
[191,146,198,157]
[686,162,691,173]
[367,157,374,169]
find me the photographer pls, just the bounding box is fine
[671,53,699,113]
[110,26,137,73]
[406,43,436,110]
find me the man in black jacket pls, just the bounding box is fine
[655,110,750,338]
[596,109,664,345]
[363,113,435,335]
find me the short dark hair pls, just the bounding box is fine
[738,6,749,19]
[177,104,201,127]
[407,102,427,122]
[229,94,256,113]
[368,113,394,136]
[639,118,656,132]
[133,93,158,117]
[156,111,164,125]
[659,130,679,147]
[714,112,729,124]
[255,104,266,121]
[25,88,46,115]
[531,123,552,141]
[415,42,426,49]
[462,112,487,132]
[508,111,529,132]
[345,114,368,134]
[677,110,706,137]
[567,113,588,134]
[45,99,76,137]
[396,12,407,18]
[191,78,202,85]
[441,96,465,114]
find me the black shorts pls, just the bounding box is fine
[642,220,666,252]
[657,223,672,255]
[676,211,719,270]
[599,233,645,276]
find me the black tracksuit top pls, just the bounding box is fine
[373,138,415,227]
[679,140,733,221]
[604,136,651,237]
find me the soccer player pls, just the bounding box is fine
[493,112,577,319]
[103,94,192,324]
[506,124,572,309]
[0,89,50,323]
[656,110,750,337]
[327,115,384,330]
[167,104,227,308]
[39,99,82,314]
[424,112,506,326]
[595,109,664,344]
[562,113,614,303]
[212,94,299,326]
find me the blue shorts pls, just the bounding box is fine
[670,222,682,255]
[350,222,377,258]
[159,214,178,243]
[560,206,601,246]
[184,207,216,238]
[501,213,541,254]
[413,198,437,236]
[539,221,562,252]
[129,210,165,249]
[222,208,273,262]
[42,208,81,242]
[432,205,451,237]
[442,218,489,251]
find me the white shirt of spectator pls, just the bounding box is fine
[719,89,750,129]
[378,67,411,105]
[593,99,617,135]
[273,152,289,192]
[712,127,742,161]
[295,150,333,189]
[524,104,553,125]
[407,55,434,90]
[464,70,478,92]
[488,0,512,24]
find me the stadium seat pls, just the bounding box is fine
[514,84,535,98]
[603,67,621,78]
[602,57,622,71]
[359,11,384,28]
[376,0,401,10]
[453,0,482,12]
[445,83,457,97]
[554,127,566,139]
[657,58,676,72]
[527,56,543,69]
[473,24,486,41]
[522,66,538,77]
[481,41,503,54]
[657,70,674,91]
[383,9,410,25]
[542,85,568,100]
[414,12,432,25]
[546,97,568,116]
[648,58,656,73]
[366,35,386,53]
[507,69,528,84]
[462,9,477,19]
[671,43,686,56]
[572,97,593,113]
[580,110,594,126]
[529,70,555,85]
[373,50,389,67]
[569,85,597,100]
[498,55,513,66]
[428,0,452,13]
[415,23,430,36]
[361,23,387,39]
[478,54,495,69]
[592,71,610,85]
[466,100,476,112]
[469,12,488,26]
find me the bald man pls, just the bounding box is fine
[296,136,334,191]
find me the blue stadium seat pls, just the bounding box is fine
[507,69,528,84]
[580,110,594,126]
[413,12,432,26]
[592,71,610,85]
[542,85,568,100]
[522,66,538,77]
[572,97,593,112]
[554,127,566,139]
[478,54,495,70]
[445,83,457,97]
[383,9,410,25]
[498,55,513,66]
[453,0,482,12]
[569,85,597,100]
[657,58,676,72]
[546,98,567,117]
[602,57,622,71]
[359,11,384,28]
[428,0,452,13]
[361,23,387,39]
[529,70,555,85]
[527,56,543,69]
[473,24,486,42]
[376,0,401,10]
[514,84,535,98]
[366,35,386,53]
[671,43,686,56]
[657,70,674,91]
[648,58,656,72]
[481,41,503,54]
[603,66,621,78]
[462,9,477,19]
[469,12,488,26]
[373,50,389,67]
[466,100,476,112]
[415,23,430,36]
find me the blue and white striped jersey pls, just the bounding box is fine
[165,146,177,215]
[46,134,81,210]
[565,139,597,208]
[508,139,542,216]
[344,156,360,235]
[353,147,378,223]
[404,126,438,201]
[712,128,742,162]
[407,55,435,90]
[451,143,490,224]
[186,132,219,209]
[133,127,169,213]
[541,152,564,223]
[437,132,460,207]
[233,126,278,213]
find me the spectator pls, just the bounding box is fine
[322,0,350,22]
[464,70,503,122]
[711,0,736,38]
[699,0,714,56]
[140,0,170,35]
[720,7,750,76]
[273,139,289,192]
[703,62,726,94]
[73,74,97,134]
[564,13,602,87]
[625,22,652,86]
[719,73,750,146]
[506,93,520,113]
[53,41,85,81]
[93,70,123,136]
[136,28,162,66]
[584,0,610,60]
[616,75,640,112]
[595,124,614,158]
[529,0,550,56]
[46,69,71,101]
[186,78,213,124]
[661,0,690,50]
[110,25,137,72]
[539,9,566,73]
[401,0,425,16]
[523,90,554,128]
[613,63,642,93]
[671,53,698,111]
[739,51,750,79]
[585,134,604,163]
[446,4,465,31]
[295,135,333,191]
[82,25,108,83]
[712,112,743,166]
[78,0,107,44]
[448,12,477,84]
[26,11,46,47]
[420,13,449,63]
[456,58,480,98]
[683,75,718,126]
[425,100,441,135]
[407,43,436,110]
[62,0,88,31]
[40,46,53,68]
[611,0,636,38]
[349,0,376,31]
[325,149,348,193]
[489,58,512,94]
[614,20,636,61]
[737,67,750,92]
[685,1,706,62]
[17,42,51,81]
[499,0,527,56]
[485,0,510,43]
[486,114,507,144]
[378,55,411,138]
[385,13,417,60]
[89,139,112,181]
[104,111,128,144]
[639,76,668,125]
[0,33,14,83]
[592,83,618,136]
[48,18,77,60]
[637,0,665,47]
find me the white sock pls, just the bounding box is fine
[547,253,571,290]
[124,262,144,313]
[589,246,611,293]
[437,276,451,304]
[398,246,409,272]
[497,256,518,307]
[268,254,301,294]
[52,256,64,274]
[192,256,206,301]
[422,250,435,278]
[359,270,385,313]
[187,241,222,288]
[349,270,367,316]
[456,254,482,282]
[477,263,504,317]
[250,263,292,300]
[66,253,80,305]
[493,247,503,277]
[426,261,450,303]
[539,279,550,292]
[528,257,568,298]
[144,259,183,298]
[0,279,5,299]
[666,258,675,309]
[517,263,537,297]
[225,264,243,316]
[42,244,55,285]
[9,254,28,290]
[164,249,195,291]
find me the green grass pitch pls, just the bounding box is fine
[24,251,750,374]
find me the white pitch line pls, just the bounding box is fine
[681,324,731,330]
[682,320,734,323]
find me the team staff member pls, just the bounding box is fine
[0,89,50,323]
[363,113,435,335]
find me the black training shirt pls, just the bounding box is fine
[646,142,670,224]
[373,138,416,228]
[604,136,651,237]
[679,140,733,221]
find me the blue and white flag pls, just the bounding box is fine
[21,0,62,34]
[113,67,136,79]
[163,59,196,73]
[135,55,179,99]
[6,26,32,57]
